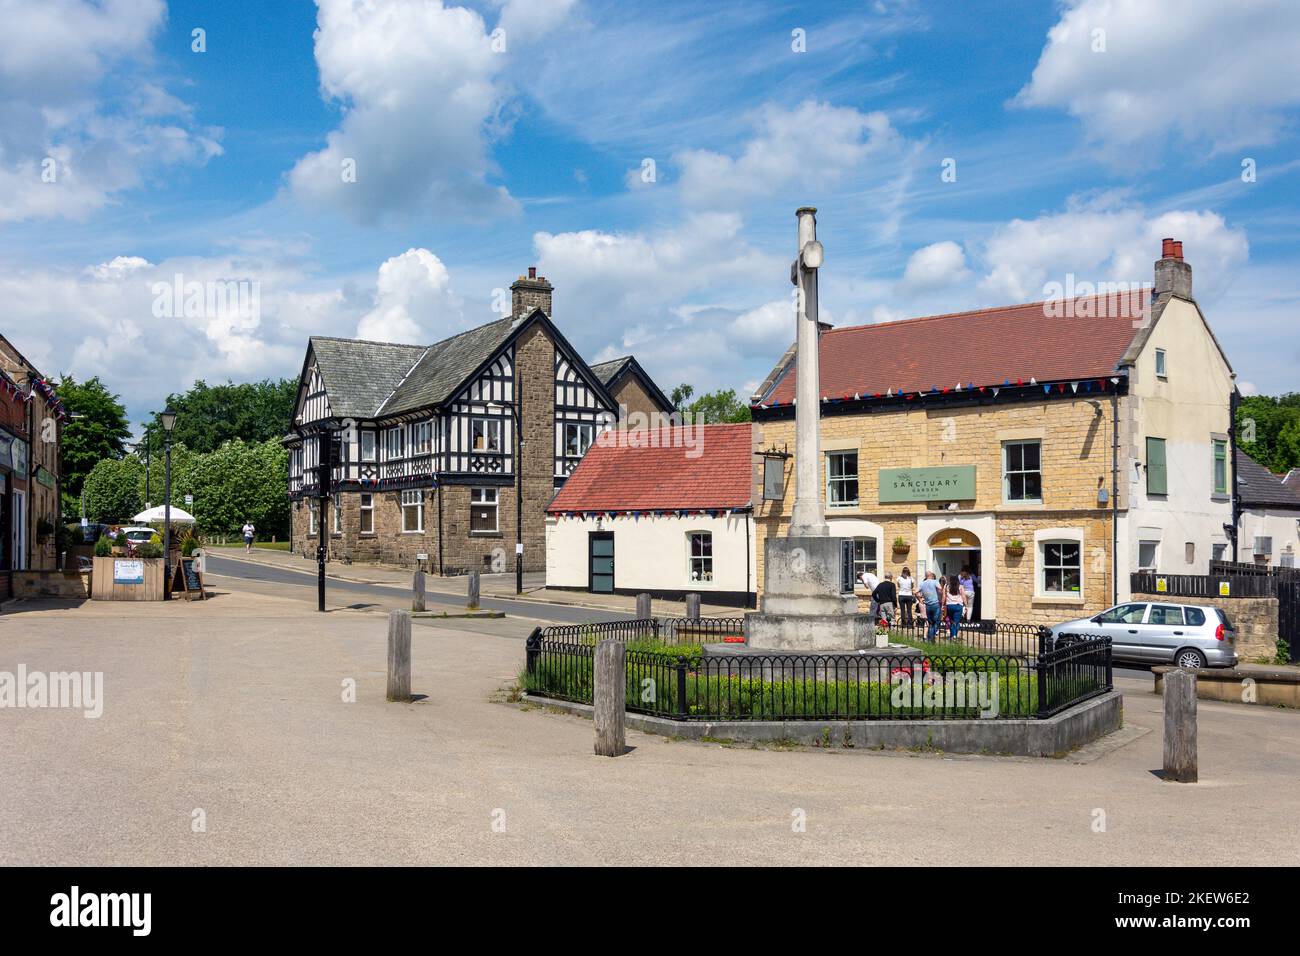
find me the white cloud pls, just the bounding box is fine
[0,245,474,417]
[357,248,462,342]
[977,196,1249,303]
[1016,0,1300,154]
[289,0,570,223]
[899,240,969,291]
[729,299,795,353]
[675,100,903,208]
[0,0,222,221]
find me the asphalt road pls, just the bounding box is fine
[203,552,632,627]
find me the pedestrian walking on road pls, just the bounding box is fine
[242,521,256,554]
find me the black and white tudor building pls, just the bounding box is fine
[285,269,673,574]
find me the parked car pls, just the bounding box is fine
[1050,601,1237,668]
[117,526,158,546]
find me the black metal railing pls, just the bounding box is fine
[1210,559,1300,579]
[1131,571,1277,598]
[521,620,1111,722]
[1035,633,1113,717]
[529,617,745,647]
[883,619,1048,658]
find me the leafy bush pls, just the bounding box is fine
[93,535,113,557]
[181,533,201,556]
[138,542,163,559]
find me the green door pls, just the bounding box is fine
[589,533,615,593]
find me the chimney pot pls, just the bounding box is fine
[528,266,537,279]
[1154,238,1192,299]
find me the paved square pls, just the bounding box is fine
[3,582,1299,865]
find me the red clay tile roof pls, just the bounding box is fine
[758,292,1149,405]
[548,423,752,513]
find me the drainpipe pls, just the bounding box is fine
[436,481,444,575]
[1112,389,1120,606]
[1229,388,1241,563]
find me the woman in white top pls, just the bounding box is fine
[896,568,916,626]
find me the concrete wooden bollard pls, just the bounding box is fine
[685,592,701,620]
[593,639,626,757]
[412,569,426,612]
[635,592,652,620]
[1162,667,1197,783]
[387,609,412,702]
[468,569,481,610]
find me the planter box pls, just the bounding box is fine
[90,556,166,601]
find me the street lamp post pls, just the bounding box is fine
[143,423,153,508]
[160,407,177,598]
[487,400,523,594]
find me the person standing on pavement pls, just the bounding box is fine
[944,576,967,640]
[896,567,915,626]
[242,521,256,554]
[959,568,976,622]
[917,571,942,641]
[872,573,897,627]
[859,566,880,618]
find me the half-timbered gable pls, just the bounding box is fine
[554,351,615,479]
[286,268,672,574]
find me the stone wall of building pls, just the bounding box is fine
[611,375,665,421]
[752,395,1121,625]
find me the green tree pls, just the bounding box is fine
[686,388,752,424]
[82,456,145,523]
[1237,393,1300,473]
[184,439,290,539]
[146,378,297,453]
[670,383,694,412]
[57,375,131,510]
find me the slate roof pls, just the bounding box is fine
[590,356,632,385]
[308,336,427,419]
[589,354,675,412]
[547,423,752,513]
[1236,448,1300,510]
[757,291,1149,405]
[377,318,517,415]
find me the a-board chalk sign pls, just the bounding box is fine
[170,557,207,601]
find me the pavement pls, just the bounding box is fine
[2,575,1299,866]
[206,545,744,619]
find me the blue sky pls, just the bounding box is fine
[2,0,1298,426]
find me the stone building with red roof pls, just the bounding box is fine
[545,423,756,605]
[749,239,1238,626]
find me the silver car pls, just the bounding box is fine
[1051,601,1237,669]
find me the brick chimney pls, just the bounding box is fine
[1154,237,1192,299]
[510,266,553,320]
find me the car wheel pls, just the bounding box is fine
[1175,648,1206,669]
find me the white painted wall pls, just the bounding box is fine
[546,513,755,595]
[1123,297,1234,577]
[1239,507,1300,567]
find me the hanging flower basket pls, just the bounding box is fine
[1005,540,1026,558]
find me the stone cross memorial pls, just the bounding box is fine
[744,208,875,652]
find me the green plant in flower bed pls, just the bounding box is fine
[674,670,1042,719]
[518,641,1089,718]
